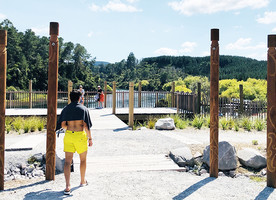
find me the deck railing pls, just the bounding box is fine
[5,90,267,119]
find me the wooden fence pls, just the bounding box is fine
[5,90,267,119]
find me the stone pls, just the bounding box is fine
[4,168,7,175]
[218,172,225,176]
[194,152,202,158]
[169,147,194,167]
[32,153,44,163]
[200,169,208,175]
[237,148,266,169]
[155,118,175,130]
[32,169,44,177]
[203,141,238,170]
[261,169,267,176]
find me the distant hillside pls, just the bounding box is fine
[94,61,109,66]
[141,55,267,80]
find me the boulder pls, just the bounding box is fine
[237,148,266,169]
[155,118,175,130]
[169,147,194,167]
[203,141,238,170]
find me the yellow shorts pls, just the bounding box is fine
[64,130,88,154]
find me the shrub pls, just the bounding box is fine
[241,117,253,131]
[148,117,157,129]
[23,118,31,133]
[37,117,46,131]
[192,115,204,129]
[254,119,265,131]
[204,115,210,128]
[252,140,258,145]
[228,118,235,130]
[177,120,188,129]
[220,117,228,130]
[12,117,23,132]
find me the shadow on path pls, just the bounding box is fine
[255,187,275,200]
[1,180,48,192]
[173,177,216,200]
[23,186,80,200]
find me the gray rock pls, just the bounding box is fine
[32,153,44,162]
[218,172,225,176]
[155,118,175,130]
[261,169,267,176]
[169,147,194,167]
[4,168,7,175]
[32,169,44,177]
[200,169,208,175]
[237,148,266,169]
[203,141,238,170]
[26,165,35,173]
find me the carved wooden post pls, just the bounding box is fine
[197,82,201,114]
[172,81,175,107]
[138,82,142,108]
[104,81,107,108]
[46,22,59,180]
[29,80,32,108]
[210,28,219,178]
[177,93,179,113]
[112,81,116,114]
[239,84,244,115]
[129,82,134,128]
[267,34,276,188]
[0,30,7,190]
[67,80,73,104]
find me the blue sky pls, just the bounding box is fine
[1,0,276,63]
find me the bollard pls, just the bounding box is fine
[67,80,73,104]
[239,84,243,115]
[46,22,59,180]
[267,34,276,188]
[210,28,219,178]
[129,82,134,128]
[138,82,142,108]
[112,81,116,114]
[29,80,32,108]
[197,82,201,114]
[0,30,7,190]
[104,81,107,108]
[172,81,175,107]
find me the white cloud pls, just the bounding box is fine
[154,47,179,56]
[89,0,142,12]
[125,0,139,3]
[257,11,276,24]
[31,26,48,36]
[225,38,265,50]
[154,41,197,56]
[225,38,267,60]
[0,13,6,20]
[179,41,197,53]
[168,0,269,16]
[88,31,93,37]
[272,27,276,32]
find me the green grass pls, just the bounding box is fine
[252,140,258,145]
[192,115,204,129]
[12,117,24,132]
[254,119,265,131]
[220,117,228,130]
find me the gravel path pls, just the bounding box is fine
[1,128,275,200]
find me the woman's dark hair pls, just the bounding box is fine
[70,90,82,102]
